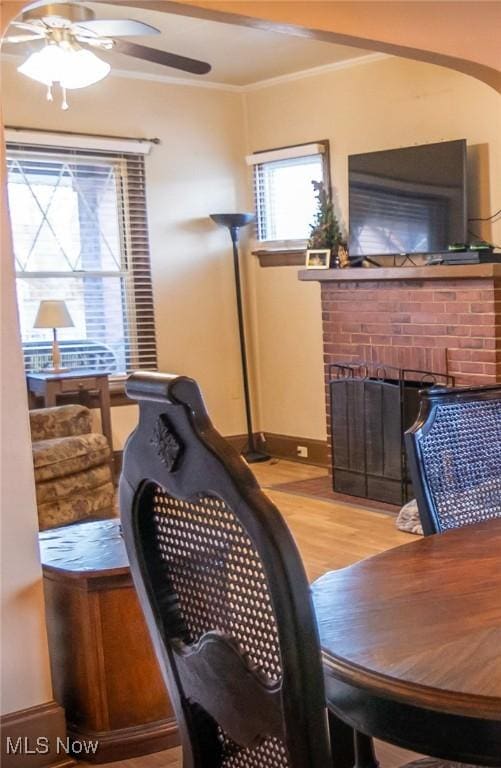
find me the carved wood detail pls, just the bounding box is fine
[150,415,183,472]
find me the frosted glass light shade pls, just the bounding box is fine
[61,48,110,89]
[34,300,74,329]
[18,45,110,90]
[17,47,56,86]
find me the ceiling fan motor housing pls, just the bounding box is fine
[22,3,95,26]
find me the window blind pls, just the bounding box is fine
[6,141,157,376]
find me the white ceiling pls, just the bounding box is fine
[4,2,375,88]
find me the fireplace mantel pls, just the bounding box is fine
[299,263,501,283]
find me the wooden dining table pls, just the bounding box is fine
[311,518,501,767]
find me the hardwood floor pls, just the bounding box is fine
[80,460,420,768]
[79,742,420,768]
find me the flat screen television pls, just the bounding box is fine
[348,139,467,258]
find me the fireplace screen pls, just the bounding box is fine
[329,363,453,505]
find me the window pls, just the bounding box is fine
[6,140,157,377]
[247,141,329,246]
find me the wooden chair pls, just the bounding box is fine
[405,384,501,535]
[120,372,458,768]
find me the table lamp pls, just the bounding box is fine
[33,300,74,372]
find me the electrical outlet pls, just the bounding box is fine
[297,445,308,458]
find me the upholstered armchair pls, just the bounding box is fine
[30,404,116,530]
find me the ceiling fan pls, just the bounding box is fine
[4,2,212,109]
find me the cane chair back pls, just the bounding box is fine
[405,384,501,535]
[119,373,331,768]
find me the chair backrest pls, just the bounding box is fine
[119,373,331,768]
[405,384,501,535]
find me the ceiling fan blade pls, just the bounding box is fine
[114,40,211,75]
[10,20,45,32]
[3,33,45,43]
[75,36,113,49]
[74,19,160,38]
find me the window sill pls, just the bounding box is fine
[252,248,306,268]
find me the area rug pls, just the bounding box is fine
[270,475,400,516]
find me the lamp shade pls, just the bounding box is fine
[210,213,255,229]
[34,300,74,329]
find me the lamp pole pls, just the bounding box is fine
[210,213,269,463]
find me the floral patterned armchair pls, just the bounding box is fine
[30,404,116,530]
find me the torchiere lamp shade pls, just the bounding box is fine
[34,300,74,329]
[210,213,255,230]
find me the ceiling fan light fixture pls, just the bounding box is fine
[17,42,110,108]
[11,4,211,107]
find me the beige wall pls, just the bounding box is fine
[1,61,250,445]
[245,55,501,439]
[2,54,500,448]
[0,27,53,718]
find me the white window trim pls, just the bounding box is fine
[246,142,326,166]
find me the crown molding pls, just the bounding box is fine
[242,52,390,92]
[1,50,389,94]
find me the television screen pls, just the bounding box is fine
[348,140,467,257]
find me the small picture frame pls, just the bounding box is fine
[305,249,331,269]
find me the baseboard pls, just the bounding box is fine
[67,717,179,764]
[224,433,266,453]
[225,432,328,468]
[263,433,328,468]
[114,433,328,472]
[1,701,74,768]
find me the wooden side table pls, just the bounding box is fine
[39,519,179,763]
[26,370,113,455]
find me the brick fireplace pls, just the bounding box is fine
[299,263,501,481]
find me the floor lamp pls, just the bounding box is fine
[210,212,269,463]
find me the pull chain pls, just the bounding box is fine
[46,84,53,102]
[61,86,69,111]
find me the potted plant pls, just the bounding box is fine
[307,180,348,267]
